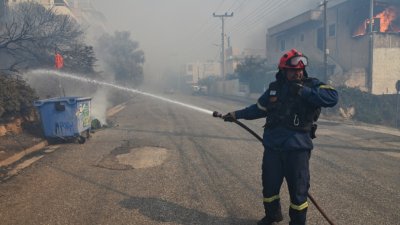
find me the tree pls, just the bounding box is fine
[96,31,145,86]
[235,56,275,93]
[0,2,96,74]
[0,74,37,119]
[63,44,97,75]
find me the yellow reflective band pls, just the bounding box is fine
[257,102,268,112]
[290,201,309,211]
[319,85,335,90]
[263,195,280,203]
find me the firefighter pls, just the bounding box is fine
[222,49,338,225]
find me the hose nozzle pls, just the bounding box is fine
[213,111,222,118]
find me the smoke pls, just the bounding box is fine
[91,0,331,80]
[23,69,111,125]
[239,0,321,50]
[269,1,320,27]
[90,88,110,125]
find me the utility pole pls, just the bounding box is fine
[323,0,328,83]
[197,64,200,84]
[213,12,233,80]
[368,0,374,92]
[396,80,400,129]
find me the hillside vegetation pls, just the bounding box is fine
[0,75,37,121]
[333,86,399,127]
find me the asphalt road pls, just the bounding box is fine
[0,92,399,225]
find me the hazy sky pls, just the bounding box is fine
[92,0,322,77]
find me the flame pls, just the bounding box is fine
[353,5,400,36]
[375,6,398,32]
[353,20,368,37]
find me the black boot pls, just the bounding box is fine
[257,213,283,225]
[289,207,307,225]
[259,200,283,225]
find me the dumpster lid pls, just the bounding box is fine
[34,97,91,106]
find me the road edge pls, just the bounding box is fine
[0,141,48,167]
[0,101,128,168]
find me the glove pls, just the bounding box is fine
[222,112,236,122]
[288,81,304,96]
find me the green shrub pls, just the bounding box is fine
[0,75,38,120]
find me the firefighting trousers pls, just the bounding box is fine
[261,148,311,225]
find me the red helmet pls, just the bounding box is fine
[278,49,308,70]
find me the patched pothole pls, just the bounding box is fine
[96,145,169,170]
[116,147,168,169]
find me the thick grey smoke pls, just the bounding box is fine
[90,88,110,125]
[238,0,328,50]
[92,0,331,78]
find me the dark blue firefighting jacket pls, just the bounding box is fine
[234,77,338,151]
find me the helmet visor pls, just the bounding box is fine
[288,56,308,67]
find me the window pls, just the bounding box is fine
[279,39,285,51]
[329,24,336,37]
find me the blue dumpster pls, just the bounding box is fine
[34,97,92,143]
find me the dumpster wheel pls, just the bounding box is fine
[77,130,91,144]
[77,136,86,144]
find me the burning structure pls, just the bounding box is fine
[266,0,400,94]
[353,3,400,36]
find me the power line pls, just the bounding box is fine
[234,0,290,35]
[227,0,240,12]
[228,0,275,32]
[184,0,231,48]
[232,0,251,14]
[231,0,286,33]
[180,1,277,67]
[182,1,264,65]
[183,0,252,56]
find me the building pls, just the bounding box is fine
[65,0,92,9]
[266,0,400,94]
[225,46,241,75]
[65,0,109,39]
[3,0,74,17]
[5,0,66,8]
[0,0,5,18]
[185,61,220,84]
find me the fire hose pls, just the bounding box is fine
[213,111,336,225]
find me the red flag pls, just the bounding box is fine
[55,53,64,69]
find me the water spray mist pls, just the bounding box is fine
[29,69,214,116]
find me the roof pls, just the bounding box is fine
[53,5,76,18]
[268,9,322,36]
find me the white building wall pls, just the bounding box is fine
[7,0,54,7]
[5,0,76,19]
[372,48,400,94]
[209,79,239,96]
[65,0,91,9]
[186,61,220,84]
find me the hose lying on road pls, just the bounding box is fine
[213,111,336,225]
